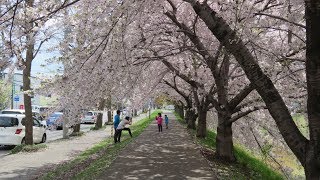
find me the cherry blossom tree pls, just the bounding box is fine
[0,0,79,144]
[4,0,313,177]
[180,0,318,178]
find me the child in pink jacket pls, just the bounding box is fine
[156,113,163,132]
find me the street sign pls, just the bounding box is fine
[14,95,19,101]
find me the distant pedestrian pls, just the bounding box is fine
[156,113,163,132]
[114,110,121,132]
[114,116,132,143]
[164,115,169,129]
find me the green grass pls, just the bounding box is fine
[90,125,106,131]
[41,110,161,180]
[70,131,85,137]
[292,113,309,138]
[234,146,283,179]
[11,144,47,154]
[174,112,283,180]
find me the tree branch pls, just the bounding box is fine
[228,84,255,110]
[229,106,267,123]
[254,12,306,29]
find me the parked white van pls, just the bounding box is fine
[0,114,47,145]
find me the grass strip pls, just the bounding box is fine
[90,125,107,131]
[173,112,283,180]
[70,131,85,137]
[11,144,47,154]
[41,110,161,180]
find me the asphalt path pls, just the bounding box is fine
[0,124,94,157]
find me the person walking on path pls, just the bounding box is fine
[156,113,163,132]
[114,116,132,143]
[164,114,169,129]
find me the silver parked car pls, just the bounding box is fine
[81,111,97,124]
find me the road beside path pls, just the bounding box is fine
[98,111,216,180]
[0,111,151,179]
[0,124,94,158]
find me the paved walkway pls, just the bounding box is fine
[0,111,151,179]
[98,111,216,180]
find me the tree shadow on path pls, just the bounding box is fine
[98,112,216,180]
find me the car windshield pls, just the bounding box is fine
[86,112,93,116]
[0,117,19,127]
[1,111,23,114]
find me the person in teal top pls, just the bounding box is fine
[114,110,121,131]
[165,115,169,129]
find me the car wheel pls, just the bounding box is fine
[41,134,46,143]
[21,138,26,145]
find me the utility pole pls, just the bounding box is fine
[11,74,15,109]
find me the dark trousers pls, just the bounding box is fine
[114,128,132,143]
[114,129,122,143]
[158,124,162,132]
[122,127,132,137]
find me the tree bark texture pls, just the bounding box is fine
[72,123,80,133]
[107,111,112,124]
[106,93,112,123]
[216,112,235,162]
[95,98,105,129]
[23,59,33,145]
[184,0,307,165]
[196,108,207,138]
[186,108,197,130]
[24,0,35,145]
[305,0,320,178]
[63,116,69,139]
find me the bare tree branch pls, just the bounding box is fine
[229,106,267,123]
[254,12,306,29]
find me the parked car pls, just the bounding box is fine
[81,111,97,124]
[1,109,44,125]
[0,114,47,145]
[165,105,175,110]
[46,112,63,130]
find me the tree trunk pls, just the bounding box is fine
[185,109,190,124]
[63,116,69,139]
[185,0,307,165]
[176,105,184,119]
[24,0,35,145]
[23,62,33,145]
[95,112,103,129]
[73,123,80,133]
[305,145,320,179]
[186,109,197,130]
[106,93,112,124]
[95,98,105,129]
[305,0,320,179]
[179,107,185,119]
[215,112,235,162]
[196,108,207,138]
[107,111,112,124]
